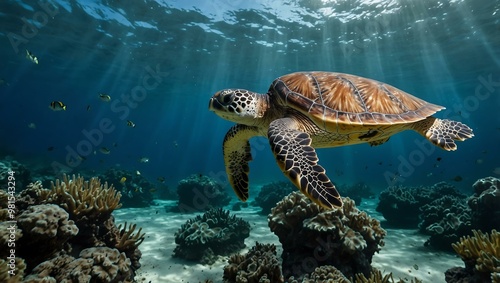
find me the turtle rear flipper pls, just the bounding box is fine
[415,117,474,151]
[268,117,342,209]
[223,124,258,201]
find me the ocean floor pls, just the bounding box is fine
[113,198,463,283]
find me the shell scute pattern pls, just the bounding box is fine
[272,72,444,127]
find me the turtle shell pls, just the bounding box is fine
[270,72,444,128]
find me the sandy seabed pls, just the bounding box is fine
[113,199,463,283]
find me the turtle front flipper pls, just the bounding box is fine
[268,117,342,209]
[223,124,259,202]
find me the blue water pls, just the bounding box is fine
[0,0,499,193]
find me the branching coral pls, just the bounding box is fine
[352,268,422,283]
[116,222,145,251]
[42,174,122,219]
[0,258,26,283]
[452,229,499,274]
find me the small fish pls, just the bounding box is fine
[378,161,383,165]
[26,49,38,64]
[453,175,463,182]
[100,147,110,154]
[120,177,127,183]
[138,157,149,163]
[476,159,484,164]
[157,177,165,183]
[149,188,157,193]
[136,170,141,175]
[436,157,442,161]
[127,120,136,128]
[86,105,91,111]
[77,155,86,161]
[426,173,433,177]
[493,167,500,175]
[413,264,419,270]
[27,122,36,129]
[173,141,178,147]
[99,93,111,102]
[47,146,54,151]
[49,101,67,111]
[113,142,118,147]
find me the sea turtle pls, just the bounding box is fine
[208,71,474,209]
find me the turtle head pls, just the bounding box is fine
[209,89,268,125]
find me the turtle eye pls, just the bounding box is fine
[222,93,233,104]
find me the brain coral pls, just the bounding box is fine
[268,192,386,280]
[173,208,250,264]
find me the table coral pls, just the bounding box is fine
[223,242,283,283]
[268,192,386,280]
[173,208,250,264]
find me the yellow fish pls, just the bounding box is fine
[99,93,111,102]
[49,101,66,111]
[120,177,126,183]
[99,147,110,154]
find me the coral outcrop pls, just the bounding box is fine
[25,247,133,283]
[223,242,283,283]
[17,204,79,268]
[377,182,464,227]
[173,174,230,212]
[446,229,499,283]
[468,177,500,232]
[173,208,250,264]
[418,195,471,251]
[254,181,295,215]
[0,175,144,282]
[268,192,386,280]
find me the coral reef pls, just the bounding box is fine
[446,229,499,283]
[25,247,133,283]
[173,208,250,264]
[253,181,295,215]
[288,265,350,283]
[338,182,374,206]
[268,192,386,280]
[418,195,472,251]
[101,168,155,207]
[172,174,230,212]
[0,258,26,283]
[0,175,144,282]
[45,174,122,219]
[468,176,500,232]
[223,242,283,283]
[17,204,79,268]
[376,182,464,227]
